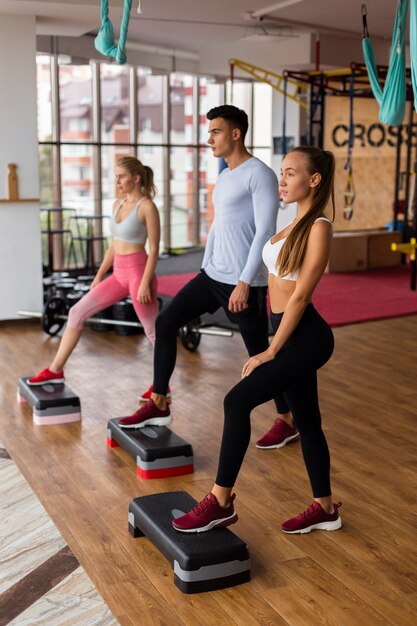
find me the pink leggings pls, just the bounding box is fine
[67,251,158,345]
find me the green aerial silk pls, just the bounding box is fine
[362,0,408,125]
[95,0,133,65]
[411,0,417,111]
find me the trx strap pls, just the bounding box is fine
[230,61,235,103]
[361,1,407,125]
[411,0,417,112]
[343,71,356,221]
[282,75,288,155]
[95,0,133,65]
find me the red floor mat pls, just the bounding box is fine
[157,266,417,327]
[314,265,417,327]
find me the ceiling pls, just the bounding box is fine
[0,0,398,52]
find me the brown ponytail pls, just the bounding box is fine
[116,157,157,199]
[277,146,335,277]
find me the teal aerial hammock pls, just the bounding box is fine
[95,0,133,65]
[361,1,408,126]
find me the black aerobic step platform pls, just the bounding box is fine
[17,377,81,425]
[128,491,250,593]
[107,419,194,478]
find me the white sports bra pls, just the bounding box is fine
[262,217,332,281]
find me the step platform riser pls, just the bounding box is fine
[17,378,81,425]
[106,437,120,448]
[137,464,194,479]
[33,412,82,426]
[107,420,194,479]
[128,492,251,594]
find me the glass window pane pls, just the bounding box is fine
[170,146,195,247]
[61,144,94,212]
[252,147,273,168]
[226,80,252,144]
[137,145,166,245]
[199,146,218,245]
[59,62,93,143]
[253,82,272,146]
[138,70,164,145]
[199,79,224,143]
[36,55,52,142]
[170,73,194,145]
[38,143,54,267]
[39,145,54,207]
[101,64,130,143]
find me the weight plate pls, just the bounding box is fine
[41,296,67,336]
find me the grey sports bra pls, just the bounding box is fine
[262,216,332,281]
[109,197,148,244]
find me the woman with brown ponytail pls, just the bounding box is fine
[28,157,161,394]
[172,146,342,535]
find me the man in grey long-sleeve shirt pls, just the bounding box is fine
[202,155,278,287]
[119,104,296,434]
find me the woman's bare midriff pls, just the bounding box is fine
[113,241,146,255]
[268,274,296,313]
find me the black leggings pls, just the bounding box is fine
[153,270,290,414]
[216,304,335,498]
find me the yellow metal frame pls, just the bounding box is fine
[229,59,372,109]
[308,67,360,78]
[229,58,308,109]
[391,238,417,261]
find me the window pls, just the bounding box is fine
[170,73,193,146]
[138,72,164,144]
[199,79,224,143]
[101,63,130,142]
[59,61,93,142]
[36,56,52,142]
[37,54,275,256]
[141,117,152,131]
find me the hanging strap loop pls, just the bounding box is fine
[361,4,369,39]
[95,0,133,65]
[344,71,355,172]
[343,71,356,221]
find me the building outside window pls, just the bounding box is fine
[36,54,274,258]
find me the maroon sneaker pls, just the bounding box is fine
[138,384,171,402]
[172,493,238,533]
[27,368,65,386]
[281,501,342,534]
[118,398,171,429]
[256,419,299,449]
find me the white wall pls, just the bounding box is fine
[199,34,313,77]
[0,14,43,319]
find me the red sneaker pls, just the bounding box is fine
[138,384,171,402]
[118,399,171,429]
[27,368,65,386]
[172,493,238,533]
[281,501,342,534]
[256,419,299,449]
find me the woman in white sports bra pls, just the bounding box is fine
[172,146,342,537]
[28,157,161,397]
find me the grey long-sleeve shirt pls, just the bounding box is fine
[202,156,279,287]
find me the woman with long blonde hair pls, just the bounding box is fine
[28,156,160,394]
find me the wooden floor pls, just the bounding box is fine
[1,315,417,625]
